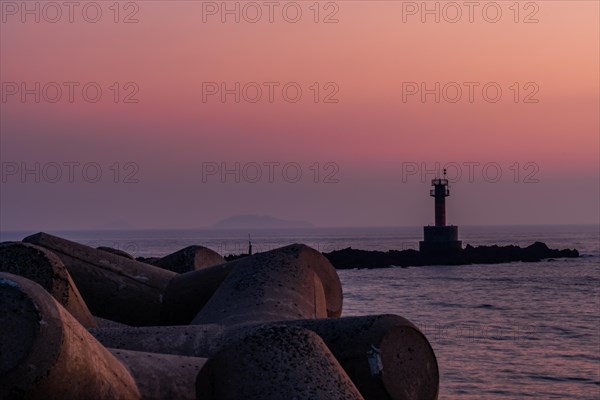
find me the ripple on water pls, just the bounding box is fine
[339,255,599,400]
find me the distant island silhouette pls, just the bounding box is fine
[213,214,314,229]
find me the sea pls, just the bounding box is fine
[1,224,598,399]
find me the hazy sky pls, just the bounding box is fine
[1,1,598,230]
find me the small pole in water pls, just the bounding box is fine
[248,234,253,256]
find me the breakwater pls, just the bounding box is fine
[0,232,439,400]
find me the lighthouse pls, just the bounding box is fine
[419,170,462,256]
[432,175,449,226]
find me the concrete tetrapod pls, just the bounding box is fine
[20,232,234,326]
[109,349,207,400]
[97,246,135,260]
[90,315,439,400]
[0,242,97,328]
[95,316,131,328]
[0,273,141,399]
[23,232,176,326]
[151,245,225,273]
[90,324,225,356]
[160,261,238,325]
[190,244,343,326]
[195,325,365,400]
[285,315,439,400]
[160,245,343,325]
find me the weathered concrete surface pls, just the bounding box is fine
[136,256,161,264]
[191,244,342,326]
[89,324,225,356]
[110,348,207,400]
[160,261,238,325]
[286,315,439,400]
[95,316,130,328]
[0,273,141,399]
[0,241,97,328]
[151,245,225,273]
[196,325,365,400]
[23,232,176,326]
[160,244,341,325]
[97,246,135,260]
[90,315,439,400]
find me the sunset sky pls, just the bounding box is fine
[1,1,598,230]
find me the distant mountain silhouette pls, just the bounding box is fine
[213,215,314,229]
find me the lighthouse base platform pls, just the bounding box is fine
[419,226,462,256]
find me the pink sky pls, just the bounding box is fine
[1,1,598,230]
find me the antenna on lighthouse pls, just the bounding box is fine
[443,168,449,187]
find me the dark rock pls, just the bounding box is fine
[324,242,579,269]
[151,245,224,273]
[224,253,250,262]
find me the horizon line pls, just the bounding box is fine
[2,223,599,234]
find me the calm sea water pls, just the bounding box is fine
[2,225,599,399]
